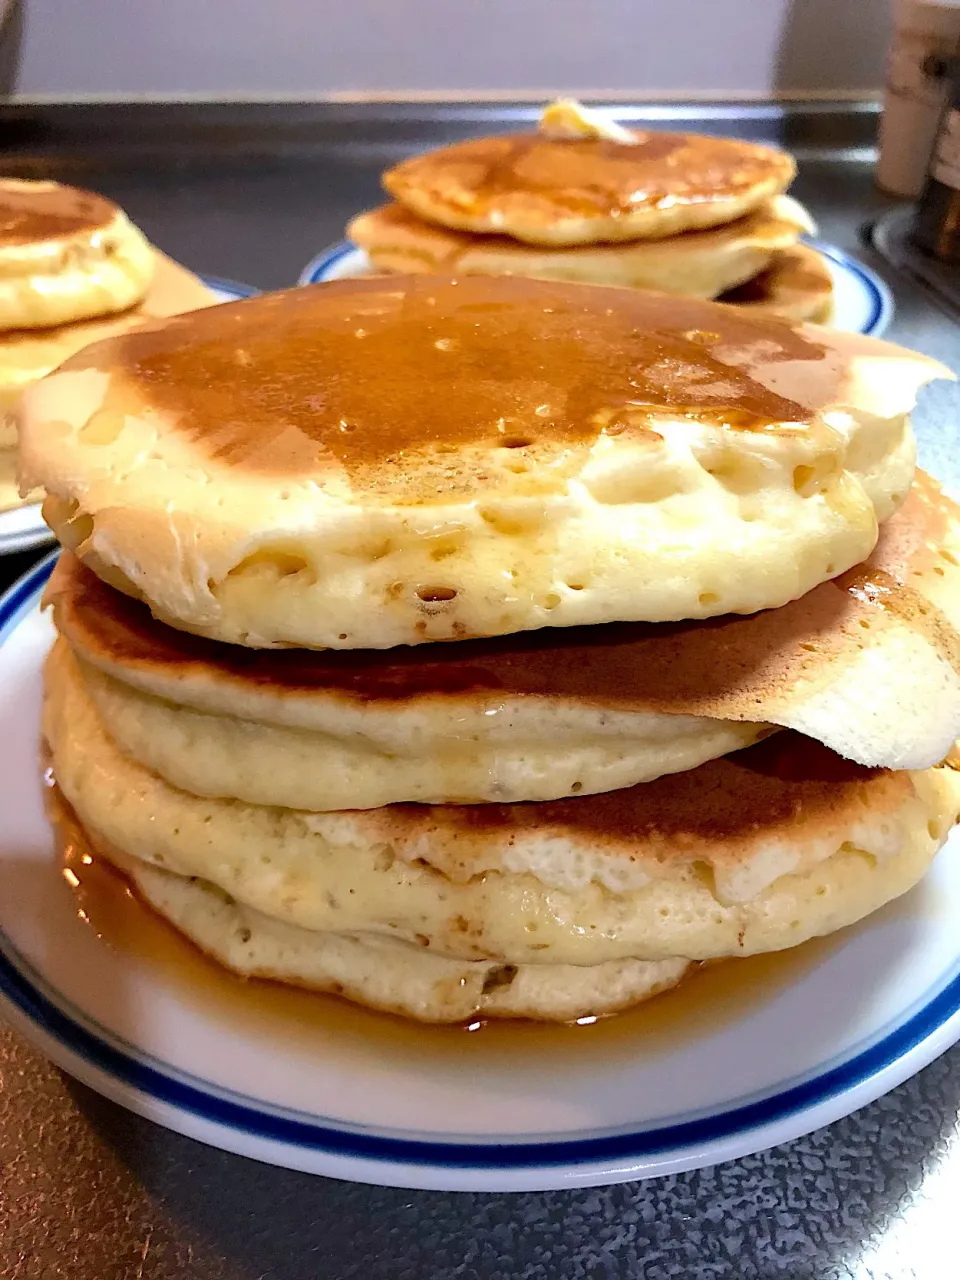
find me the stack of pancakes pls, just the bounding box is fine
[348,101,834,324]
[0,177,220,512]
[18,272,960,1024]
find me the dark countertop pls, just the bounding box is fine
[1,102,959,1280]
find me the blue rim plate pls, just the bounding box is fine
[298,239,894,338]
[0,275,257,558]
[0,557,959,1190]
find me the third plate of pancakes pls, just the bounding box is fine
[0,176,257,555]
[1,271,959,1189]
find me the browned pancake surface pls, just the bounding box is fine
[384,132,794,238]
[46,474,960,724]
[49,274,829,502]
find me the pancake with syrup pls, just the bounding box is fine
[0,178,155,331]
[20,275,945,650]
[100,851,696,1023]
[382,101,797,246]
[43,640,960,976]
[347,195,814,298]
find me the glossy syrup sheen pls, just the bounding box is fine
[386,132,790,217]
[0,182,116,246]
[74,275,825,496]
[50,784,839,1066]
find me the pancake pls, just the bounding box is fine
[19,276,944,650]
[0,178,155,331]
[110,855,694,1023]
[720,243,835,324]
[347,196,814,299]
[0,251,219,422]
[71,650,765,809]
[383,108,796,246]
[44,473,960,811]
[44,638,960,966]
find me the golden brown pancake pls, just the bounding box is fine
[45,473,960,813]
[0,177,155,330]
[720,243,835,324]
[75,839,695,1023]
[383,130,796,246]
[19,275,941,649]
[347,196,814,298]
[0,179,116,246]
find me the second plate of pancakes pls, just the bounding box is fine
[308,101,893,338]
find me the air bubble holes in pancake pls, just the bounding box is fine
[478,505,544,537]
[691,860,718,895]
[225,548,315,586]
[695,445,770,498]
[417,585,458,604]
[581,456,681,507]
[839,841,878,870]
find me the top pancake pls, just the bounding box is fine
[383,129,796,247]
[19,274,942,649]
[0,178,155,331]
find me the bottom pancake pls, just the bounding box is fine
[44,639,960,969]
[121,857,692,1023]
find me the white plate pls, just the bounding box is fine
[2,557,960,1191]
[0,276,258,557]
[298,239,894,338]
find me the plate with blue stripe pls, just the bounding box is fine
[0,555,959,1190]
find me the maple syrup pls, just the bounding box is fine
[63,274,827,505]
[385,132,790,221]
